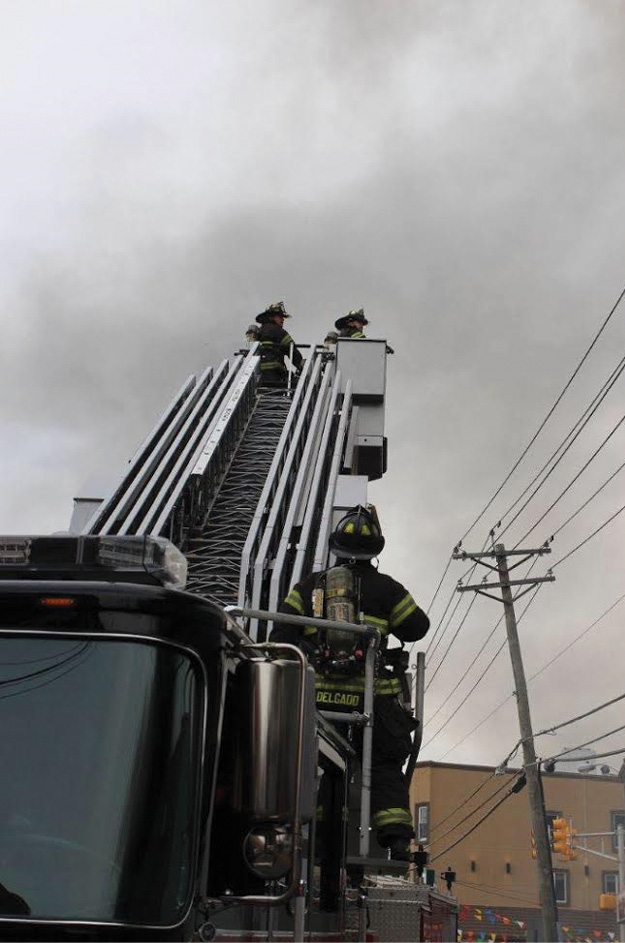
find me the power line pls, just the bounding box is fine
[428,773,515,848]
[428,772,498,836]
[497,350,625,543]
[430,786,517,863]
[527,590,625,684]
[547,457,625,542]
[423,637,507,751]
[454,879,540,907]
[543,746,625,765]
[426,586,471,663]
[425,552,453,617]
[425,591,478,691]
[424,581,542,753]
[422,544,488,661]
[552,498,625,569]
[536,689,625,739]
[551,723,625,763]
[441,590,625,760]
[425,611,504,728]
[455,283,625,546]
[513,410,625,548]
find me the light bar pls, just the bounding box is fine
[0,535,188,590]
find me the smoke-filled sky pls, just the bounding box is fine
[2,0,625,770]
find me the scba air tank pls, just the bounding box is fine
[323,566,359,653]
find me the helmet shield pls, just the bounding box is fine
[329,505,385,560]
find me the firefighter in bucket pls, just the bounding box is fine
[272,505,430,860]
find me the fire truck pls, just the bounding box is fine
[0,336,458,941]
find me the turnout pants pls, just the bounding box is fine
[370,694,416,844]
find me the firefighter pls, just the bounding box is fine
[334,308,368,338]
[254,301,304,385]
[272,505,430,860]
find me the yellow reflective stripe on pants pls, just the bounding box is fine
[373,808,414,828]
[389,593,417,628]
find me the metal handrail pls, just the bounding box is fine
[267,366,334,620]
[113,362,233,536]
[290,370,343,587]
[236,353,316,614]
[142,350,259,538]
[85,370,212,535]
[312,379,353,571]
[247,355,326,640]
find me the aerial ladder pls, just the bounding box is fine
[0,334,457,942]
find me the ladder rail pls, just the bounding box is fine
[236,354,317,612]
[267,368,334,624]
[312,380,353,572]
[114,359,235,536]
[143,350,259,540]
[247,355,326,640]
[84,372,200,535]
[289,370,343,588]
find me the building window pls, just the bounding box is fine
[603,872,619,895]
[553,870,569,905]
[611,811,625,851]
[415,803,429,843]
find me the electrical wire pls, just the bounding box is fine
[428,774,516,848]
[443,590,625,761]
[527,591,625,684]
[429,786,517,863]
[425,552,453,617]
[551,499,625,569]
[419,533,492,664]
[544,746,625,765]
[422,637,508,751]
[495,349,625,542]
[546,457,625,542]
[425,592,478,692]
[453,880,540,907]
[425,611,504,728]
[551,723,625,762]
[424,579,542,753]
[535,690,625,738]
[428,772,499,836]
[455,283,625,546]
[513,411,625,548]
[422,552,483,660]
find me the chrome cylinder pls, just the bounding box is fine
[233,658,316,822]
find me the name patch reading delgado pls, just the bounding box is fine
[316,691,361,707]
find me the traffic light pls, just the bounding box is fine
[551,818,569,855]
[551,818,577,859]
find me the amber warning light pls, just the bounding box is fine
[39,597,76,608]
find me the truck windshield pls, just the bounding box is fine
[0,636,202,926]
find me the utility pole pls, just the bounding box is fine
[618,823,625,943]
[454,541,558,941]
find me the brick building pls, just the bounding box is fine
[410,761,624,942]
